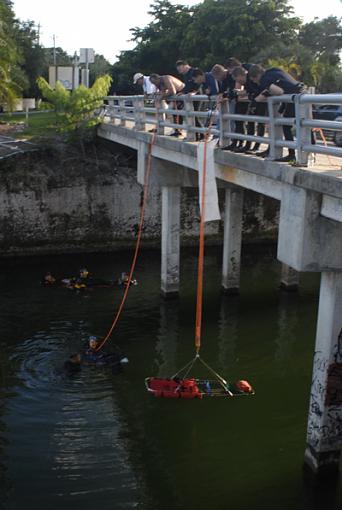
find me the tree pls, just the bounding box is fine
[113,0,194,93]
[89,54,112,87]
[299,16,342,65]
[0,0,23,108]
[112,0,303,92]
[37,74,112,136]
[15,20,46,97]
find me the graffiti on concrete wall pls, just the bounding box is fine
[307,328,342,451]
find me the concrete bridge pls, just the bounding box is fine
[98,92,342,480]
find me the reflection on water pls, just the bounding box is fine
[0,247,341,510]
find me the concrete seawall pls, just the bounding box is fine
[0,140,279,257]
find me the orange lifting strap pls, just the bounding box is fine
[95,130,157,352]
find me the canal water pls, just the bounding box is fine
[0,246,341,510]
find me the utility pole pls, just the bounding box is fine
[37,22,41,45]
[53,34,56,65]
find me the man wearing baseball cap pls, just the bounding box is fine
[133,73,157,95]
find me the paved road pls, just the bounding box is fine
[0,135,36,160]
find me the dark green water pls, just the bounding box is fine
[0,246,341,510]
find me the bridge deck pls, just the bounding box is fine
[98,121,342,206]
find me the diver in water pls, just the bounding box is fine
[73,267,93,290]
[83,336,102,362]
[42,272,57,286]
[118,272,138,287]
[83,335,129,373]
[63,353,82,375]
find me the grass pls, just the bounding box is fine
[0,111,59,139]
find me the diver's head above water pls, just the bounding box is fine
[79,268,89,278]
[88,336,99,350]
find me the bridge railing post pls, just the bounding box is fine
[133,96,146,131]
[119,98,126,127]
[155,97,165,135]
[220,98,231,147]
[184,95,196,141]
[295,94,312,167]
[268,98,283,160]
[107,99,115,124]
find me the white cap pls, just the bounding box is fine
[133,73,144,84]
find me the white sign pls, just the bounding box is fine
[49,66,74,89]
[79,48,95,64]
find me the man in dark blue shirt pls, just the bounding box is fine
[176,60,201,137]
[212,62,256,151]
[249,65,308,162]
[176,60,199,94]
[192,68,219,96]
[231,65,267,153]
[211,64,235,94]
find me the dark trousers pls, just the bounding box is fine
[235,101,249,135]
[172,100,184,128]
[247,102,267,139]
[282,102,315,156]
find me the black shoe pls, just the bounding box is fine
[275,154,296,163]
[250,143,260,152]
[256,150,269,158]
[221,143,237,151]
[169,131,181,137]
[233,145,249,153]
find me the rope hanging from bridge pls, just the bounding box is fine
[95,130,157,352]
[194,125,209,354]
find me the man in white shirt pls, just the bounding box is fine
[133,73,157,95]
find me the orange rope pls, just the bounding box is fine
[96,131,156,352]
[313,128,341,169]
[194,130,210,354]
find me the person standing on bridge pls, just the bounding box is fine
[231,65,267,154]
[149,73,185,137]
[248,65,315,163]
[176,60,199,95]
[133,73,157,96]
[176,60,202,139]
[212,60,252,152]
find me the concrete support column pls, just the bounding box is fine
[280,263,299,291]
[304,272,342,479]
[161,186,181,297]
[222,188,244,294]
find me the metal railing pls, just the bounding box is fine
[102,93,342,166]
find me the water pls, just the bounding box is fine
[0,247,341,510]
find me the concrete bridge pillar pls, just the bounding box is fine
[280,263,299,291]
[161,186,181,297]
[222,188,244,294]
[304,271,342,479]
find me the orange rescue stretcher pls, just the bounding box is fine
[145,377,255,399]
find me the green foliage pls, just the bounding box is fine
[37,75,112,134]
[89,54,112,87]
[0,0,23,109]
[113,0,342,93]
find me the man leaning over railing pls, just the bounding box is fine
[248,64,315,163]
[191,68,219,139]
[231,65,268,156]
[150,73,185,137]
[133,73,157,96]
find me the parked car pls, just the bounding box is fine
[312,104,342,146]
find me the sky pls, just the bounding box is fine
[12,0,342,63]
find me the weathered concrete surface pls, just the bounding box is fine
[222,188,244,294]
[161,186,180,296]
[305,272,342,477]
[0,140,279,257]
[98,124,342,273]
